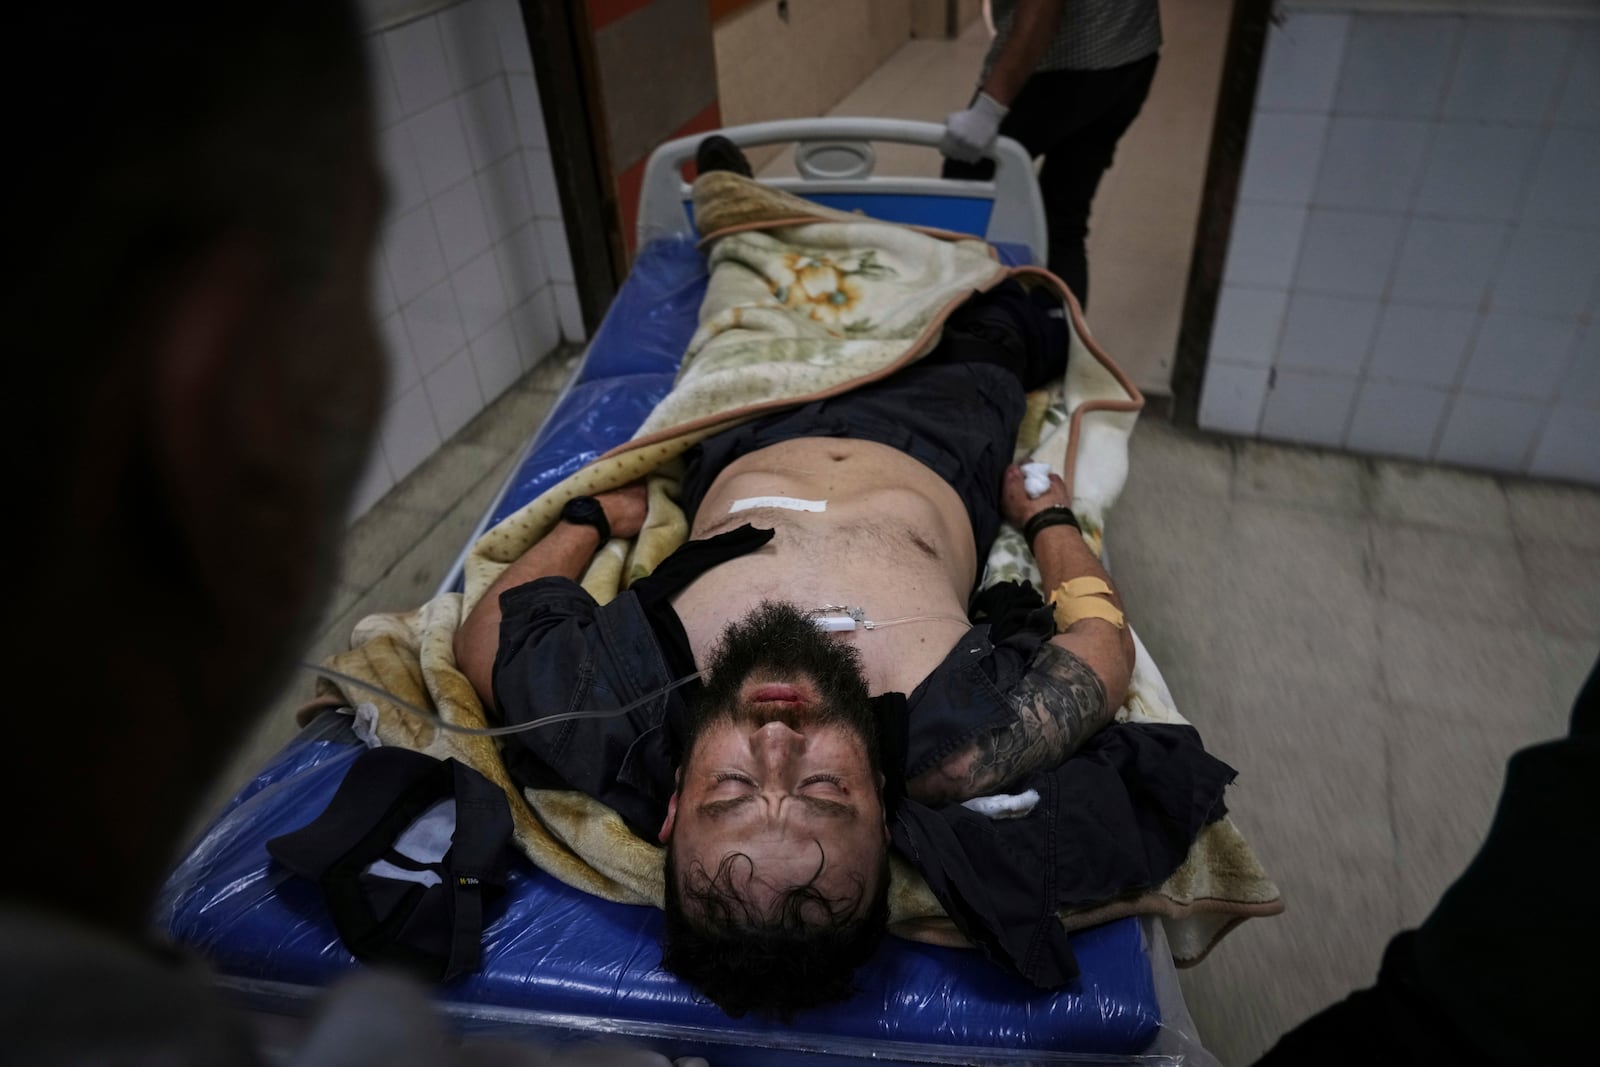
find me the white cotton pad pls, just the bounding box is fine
[1021,462,1052,499]
[961,789,1041,819]
[730,496,827,513]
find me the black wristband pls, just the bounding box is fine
[559,496,611,547]
[1023,505,1080,551]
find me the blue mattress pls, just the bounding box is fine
[159,233,1166,1062]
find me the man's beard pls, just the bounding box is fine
[685,601,879,773]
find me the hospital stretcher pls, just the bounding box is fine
[158,120,1216,1065]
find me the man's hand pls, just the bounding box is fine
[595,483,648,540]
[941,92,1009,164]
[1001,462,1070,528]
[455,481,649,709]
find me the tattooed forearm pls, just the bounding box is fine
[908,644,1112,805]
[963,643,1111,794]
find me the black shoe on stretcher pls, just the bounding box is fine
[695,134,753,178]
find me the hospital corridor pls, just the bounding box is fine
[9,2,1597,1066]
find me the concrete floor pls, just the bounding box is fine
[1117,421,1598,1062]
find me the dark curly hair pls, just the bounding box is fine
[661,842,892,1020]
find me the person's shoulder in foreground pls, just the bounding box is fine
[1,7,685,1065]
[6,0,383,943]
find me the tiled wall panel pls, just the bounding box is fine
[350,0,577,519]
[1203,8,1600,486]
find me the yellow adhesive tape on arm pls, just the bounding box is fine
[1058,577,1114,599]
[1048,578,1126,631]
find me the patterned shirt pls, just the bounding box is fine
[984,0,1162,74]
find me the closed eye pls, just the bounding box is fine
[801,774,844,788]
[714,772,756,786]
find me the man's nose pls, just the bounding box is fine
[751,721,806,770]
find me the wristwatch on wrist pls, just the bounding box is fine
[559,495,611,546]
[1023,505,1080,552]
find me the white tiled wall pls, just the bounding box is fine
[349,0,579,519]
[1200,9,1600,486]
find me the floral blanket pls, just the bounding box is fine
[315,171,1281,968]
[459,172,1011,610]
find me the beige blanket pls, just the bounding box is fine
[317,172,1281,967]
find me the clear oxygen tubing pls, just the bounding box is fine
[301,662,703,739]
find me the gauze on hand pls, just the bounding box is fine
[1021,461,1052,498]
[962,789,1041,819]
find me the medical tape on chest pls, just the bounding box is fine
[1048,576,1125,631]
[729,495,826,513]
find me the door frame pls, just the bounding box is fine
[1170,0,1274,427]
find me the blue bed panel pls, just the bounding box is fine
[574,237,709,385]
[774,192,995,237]
[161,722,1162,1057]
[488,373,676,528]
[679,193,1000,245]
[673,202,1033,266]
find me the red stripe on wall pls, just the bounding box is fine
[616,100,723,254]
[587,0,654,30]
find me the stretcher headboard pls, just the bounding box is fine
[638,118,1047,255]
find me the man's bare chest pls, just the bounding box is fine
[670,517,974,696]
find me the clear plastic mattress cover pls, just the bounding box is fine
[161,718,1210,1063]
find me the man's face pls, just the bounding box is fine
[661,603,890,918]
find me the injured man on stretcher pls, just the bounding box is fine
[449,137,1236,1022]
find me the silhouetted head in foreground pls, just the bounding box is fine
[9,3,383,932]
[658,602,892,1018]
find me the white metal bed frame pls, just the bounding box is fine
[638,117,1047,252]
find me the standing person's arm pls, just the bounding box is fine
[982,0,1067,106]
[942,0,1066,163]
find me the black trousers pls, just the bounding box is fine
[943,54,1159,308]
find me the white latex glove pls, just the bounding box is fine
[941,91,1009,164]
